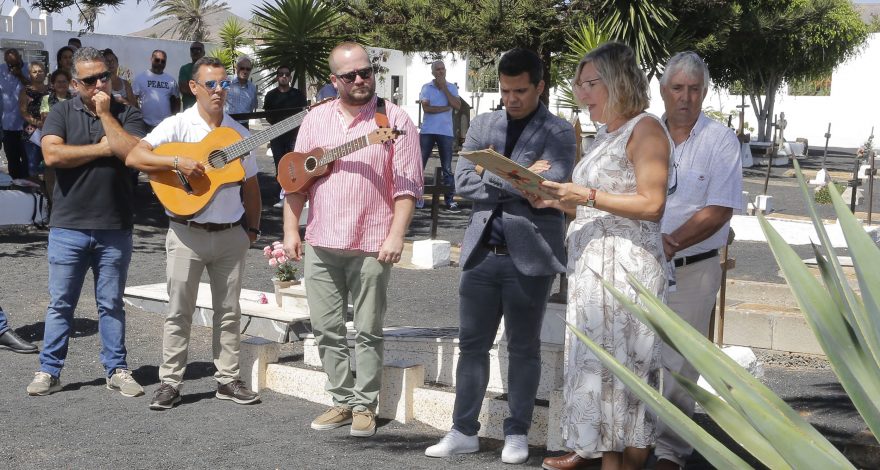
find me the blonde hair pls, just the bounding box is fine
[574,42,649,121]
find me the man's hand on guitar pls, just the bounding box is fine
[283,231,304,262]
[377,234,404,264]
[174,157,206,178]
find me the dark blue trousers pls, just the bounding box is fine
[452,248,555,436]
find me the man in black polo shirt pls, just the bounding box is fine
[28,47,146,397]
[263,64,307,206]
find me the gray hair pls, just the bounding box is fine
[236,55,252,67]
[72,47,107,79]
[661,51,709,94]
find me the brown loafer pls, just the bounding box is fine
[542,452,601,470]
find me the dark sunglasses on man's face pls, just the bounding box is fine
[77,71,111,86]
[239,67,252,72]
[153,58,166,64]
[334,66,375,84]
[277,72,291,77]
[190,48,203,53]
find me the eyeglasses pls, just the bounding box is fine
[77,71,111,86]
[153,59,166,64]
[190,48,204,53]
[277,72,291,77]
[573,76,602,91]
[238,67,252,71]
[334,66,375,84]
[667,162,678,196]
[196,79,231,91]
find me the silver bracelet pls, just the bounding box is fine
[173,156,179,171]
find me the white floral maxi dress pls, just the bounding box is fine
[560,113,669,453]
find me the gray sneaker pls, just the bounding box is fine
[27,371,62,396]
[107,368,144,397]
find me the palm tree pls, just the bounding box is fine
[148,0,230,42]
[77,3,119,33]
[208,17,253,72]
[252,0,352,92]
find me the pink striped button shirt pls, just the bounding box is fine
[294,96,423,252]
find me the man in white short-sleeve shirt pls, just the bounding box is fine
[132,49,180,130]
[654,51,743,470]
[127,56,262,411]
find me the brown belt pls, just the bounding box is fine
[169,217,240,232]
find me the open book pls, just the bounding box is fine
[458,148,558,200]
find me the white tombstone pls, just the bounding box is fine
[858,164,873,180]
[809,168,831,185]
[741,191,750,213]
[740,142,753,168]
[754,195,773,213]
[411,239,451,269]
[841,186,864,206]
[697,346,764,395]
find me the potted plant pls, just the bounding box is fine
[263,241,299,306]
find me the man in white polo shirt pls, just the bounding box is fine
[654,51,743,469]
[127,56,262,411]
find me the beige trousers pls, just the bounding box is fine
[654,256,723,465]
[159,222,250,386]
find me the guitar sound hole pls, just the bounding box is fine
[304,156,318,172]
[208,151,228,168]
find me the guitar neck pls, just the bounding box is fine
[317,136,370,167]
[221,108,308,160]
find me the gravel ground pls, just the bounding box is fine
[0,145,872,469]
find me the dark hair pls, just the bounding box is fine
[68,37,82,47]
[498,48,543,86]
[102,48,115,57]
[49,69,71,84]
[276,65,290,73]
[152,49,167,58]
[71,47,107,79]
[192,56,225,81]
[55,46,74,66]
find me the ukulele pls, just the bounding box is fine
[276,127,405,194]
[149,100,329,217]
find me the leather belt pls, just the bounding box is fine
[674,249,718,268]
[169,217,240,232]
[484,243,509,255]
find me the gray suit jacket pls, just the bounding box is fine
[455,103,576,277]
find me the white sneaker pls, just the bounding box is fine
[425,429,479,457]
[501,434,529,464]
[273,200,283,208]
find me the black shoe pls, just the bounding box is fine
[445,202,462,213]
[149,383,181,410]
[0,329,38,354]
[216,379,260,405]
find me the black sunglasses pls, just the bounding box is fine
[77,71,111,86]
[238,67,252,71]
[277,72,291,77]
[667,162,678,196]
[334,66,375,84]
[153,58,166,64]
[190,48,203,53]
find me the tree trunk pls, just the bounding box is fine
[754,79,780,142]
[540,47,551,106]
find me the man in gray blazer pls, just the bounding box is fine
[425,48,576,464]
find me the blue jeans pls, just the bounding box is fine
[39,228,133,378]
[0,307,9,335]
[24,139,44,176]
[452,248,555,436]
[420,133,455,205]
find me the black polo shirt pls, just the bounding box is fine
[42,96,146,230]
[264,86,308,143]
[484,107,539,247]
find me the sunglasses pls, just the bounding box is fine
[77,71,111,86]
[190,48,203,53]
[277,72,291,77]
[196,79,231,91]
[153,58,166,64]
[667,162,678,196]
[238,67,252,71]
[334,66,375,84]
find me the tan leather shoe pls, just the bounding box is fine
[542,452,601,470]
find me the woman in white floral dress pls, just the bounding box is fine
[529,42,671,470]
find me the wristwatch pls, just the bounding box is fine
[586,188,597,208]
[247,227,262,237]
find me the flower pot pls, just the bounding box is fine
[272,278,300,307]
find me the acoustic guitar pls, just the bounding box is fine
[149,101,328,217]
[277,127,405,194]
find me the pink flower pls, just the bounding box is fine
[263,246,272,256]
[272,241,283,248]
[269,258,278,267]
[272,248,285,258]
[258,293,268,304]
[278,256,289,264]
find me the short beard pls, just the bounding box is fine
[342,85,375,107]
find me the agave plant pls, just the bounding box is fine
[569,159,878,468]
[554,18,609,111]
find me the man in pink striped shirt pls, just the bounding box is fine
[281,42,422,438]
